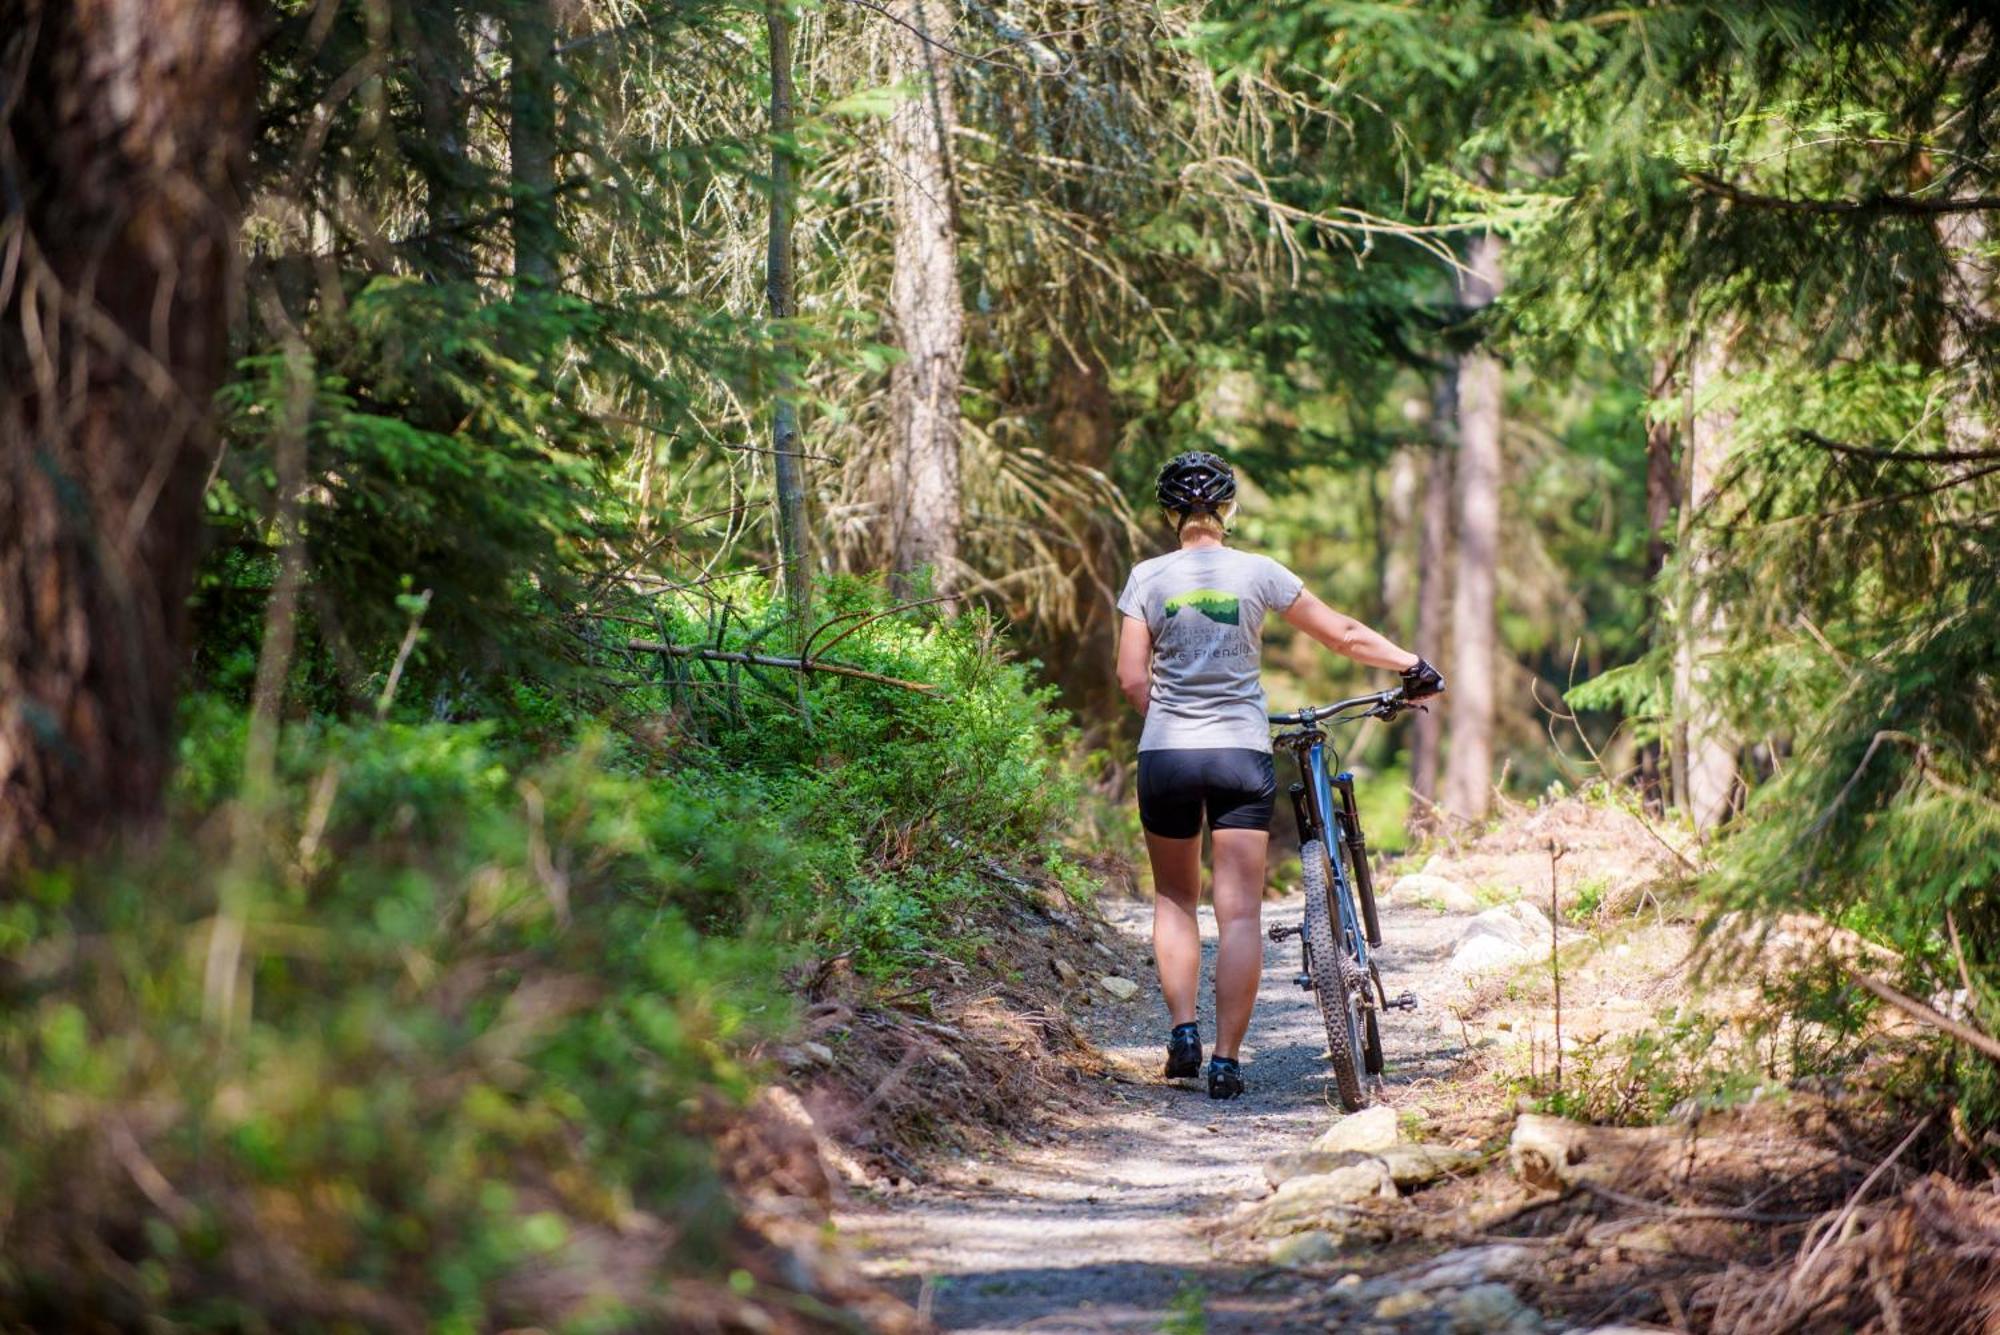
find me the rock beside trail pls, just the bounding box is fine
[1446,1282,1543,1333]
[1389,872,1480,913]
[1266,1141,1481,1195]
[1256,1160,1397,1235]
[1342,1245,1545,1333]
[1449,902,1559,974]
[1267,1230,1343,1268]
[1313,1103,1399,1154]
[1376,1142,1483,1186]
[1450,934,1529,974]
[1096,974,1139,1001]
[1511,897,1553,940]
[1263,1148,1370,1187]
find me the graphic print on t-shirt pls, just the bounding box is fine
[1163,588,1240,625]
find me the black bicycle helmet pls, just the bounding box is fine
[1156,450,1238,514]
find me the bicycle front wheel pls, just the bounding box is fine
[1300,838,1368,1111]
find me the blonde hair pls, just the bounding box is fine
[1172,509,1229,541]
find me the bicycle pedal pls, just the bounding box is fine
[1267,924,1301,942]
[1293,973,1315,991]
[1384,991,1419,1011]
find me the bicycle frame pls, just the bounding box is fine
[1275,722,1377,979]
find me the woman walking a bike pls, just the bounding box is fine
[1115,451,1444,1100]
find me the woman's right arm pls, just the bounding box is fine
[1281,590,1420,671]
[1117,615,1153,714]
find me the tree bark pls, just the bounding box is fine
[509,0,558,287]
[1938,208,1990,454]
[1638,351,1680,814]
[1672,337,1739,834]
[403,0,475,281]
[1034,338,1124,737]
[1442,232,1504,824]
[0,0,259,866]
[887,0,964,597]
[765,0,812,631]
[1407,403,1454,837]
[1381,443,1422,642]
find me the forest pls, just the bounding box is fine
[3,0,1999,1330]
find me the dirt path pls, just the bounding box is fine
[836,885,1473,1333]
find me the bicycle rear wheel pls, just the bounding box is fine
[1300,838,1368,1111]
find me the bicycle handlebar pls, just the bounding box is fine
[1268,687,1415,727]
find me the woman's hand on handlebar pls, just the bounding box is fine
[1400,656,1445,701]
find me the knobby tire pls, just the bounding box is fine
[1300,838,1368,1111]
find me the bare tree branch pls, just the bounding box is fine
[1687,170,2000,216]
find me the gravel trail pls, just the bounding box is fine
[836,883,1472,1333]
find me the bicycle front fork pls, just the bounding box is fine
[1289,777,1383,950]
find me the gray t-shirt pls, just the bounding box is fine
[1116,547,1305,753]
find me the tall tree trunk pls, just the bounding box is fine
[1034,338,1125,738]
[887,0,964,595]
[1381,441,1422,642]
[1442,233,1504,824]
[404,1,474,281]
[1637,351,1680,814]
[509,0,558,287]
[1939,209,1990,453]
[1672,337,1738,833]
[0,0,258,866]
[1408,375,1456,836]
[765,0,811,630]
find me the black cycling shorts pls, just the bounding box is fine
[1136,748,1277,839]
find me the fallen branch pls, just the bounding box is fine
[1848,967,2000,1063]
[1686,170,2000,216]
[626,639,938,693]
[1579,1180,1822,1225]
[1793,1113,1935,1282]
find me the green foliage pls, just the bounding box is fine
[5,577,1080,1325]
[1161,1282,1209,1335]
[1532,1007,1768,1127]
[206,281,622,697]
[611,579,1083,971]
[1,725,784,1328]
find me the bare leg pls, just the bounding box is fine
[1209,828,1270,1060]
[1145,831,1203,1026]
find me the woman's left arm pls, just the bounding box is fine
[1117,615,1153,714]
[1281,590,1420,672]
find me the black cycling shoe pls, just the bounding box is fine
[1164,1022,1202,1079]
[1208,1056,1245,1100]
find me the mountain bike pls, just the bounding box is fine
[1268,687,1422,1111]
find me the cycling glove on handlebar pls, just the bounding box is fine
[1401,656,1445,700]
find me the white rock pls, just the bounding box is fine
[1394,1244,1538,1292]
[1447,1282,1539,1333]
[1268,1230,1343,1268]
[1461,907,1532,949]
[1511,898,1554,942]
[1313,1104,1399,1154]
[1258,1161,1397,1233]
[1097,974,1140,1001]
[1437,883,1482,913]
[1374,1289,1434,1319]
[1388,872,1470,907]
[1450,934,1531,975]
